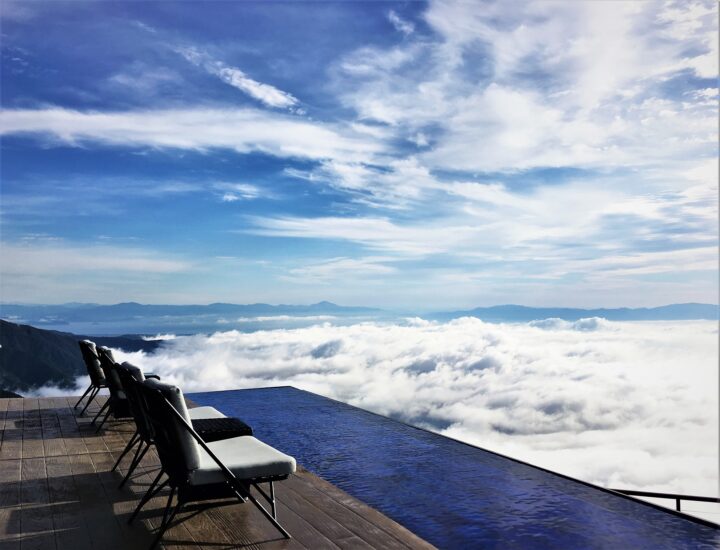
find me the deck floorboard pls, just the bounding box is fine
[0,397,435,550]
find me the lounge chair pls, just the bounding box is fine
[74,340,109,415]
[137,378,296,549]
[91,346,133,431]
[114,361,252,497]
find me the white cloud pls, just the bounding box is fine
[286,256,397,283]
[22,376,94,398]
[334,0,718,173]
[213,182,263,202]
[178,47,299,109]
[0,241,195,304]
[0,242,192,275]
[105,318,718,499]
[249,215,455,255]
[141,334,178,341]
[107,63,181,94]
[249,169,718,263]
[0,107,381,162]
[232,315,337,323]
[387,10,414,36]
[285,156,438,208]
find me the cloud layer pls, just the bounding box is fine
[98,318,719,499]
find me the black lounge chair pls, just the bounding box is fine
[114,362,252,500]
[110,362,162,488]
[74,340,109,415]
[92,346,133,431]
[137,379,296,549]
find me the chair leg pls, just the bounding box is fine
[78,387,99,416]
[149,486,177,550]
[95,408,111,433]
[112,431,140,472]
[244,485,291,539]
[74,384,94,409]
[91,399,110,425]
[128,470,166,524]
[119,442,149,488]
[270,481,276,518]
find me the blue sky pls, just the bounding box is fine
[1,0,717,308]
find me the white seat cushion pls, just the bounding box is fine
[190,436,296,485]
[188,406,226,420]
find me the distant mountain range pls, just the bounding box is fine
[0,320,162,394]
[1,301,381,326]
[1,301,717,328]
[432,303,719,322]
[0,301,387,335]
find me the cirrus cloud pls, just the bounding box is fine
[0,107,381,162]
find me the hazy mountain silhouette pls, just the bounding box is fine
[432,303,719,322]
[1,301,382,326]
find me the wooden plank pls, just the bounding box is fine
[278,482,374,549]
[133,448,297,550]
[0,458,22,549]
[2,400,24,460]
[20,400,44,468]
[45,456,93,550]
[67,453,125,550]
[55,401,87,457]
[110,450,201,550]
[38,401,62,456]
[88,451,157,549]
[5,399,23,416]
[0,399,9,454]
[288,470,435,550]
[19,457,55,550]
[157,495,225,550]
[73,395,110,455]
[100,427,132,454]
[21,400,44,460]
[204,496,300,550]
[19,431,44,461]
[271,498,339,550]
[40,427,66,459]
[21,400,40,429]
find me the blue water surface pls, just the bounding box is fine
[189,387,719,549]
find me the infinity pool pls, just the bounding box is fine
[189,386,719,549]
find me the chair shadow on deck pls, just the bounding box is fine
[1,467,291,549]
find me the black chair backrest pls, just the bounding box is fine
[115,362,153,441]
[96,346,125,402]
[78,340,105,385]
[138,379,201,485]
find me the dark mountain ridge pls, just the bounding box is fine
[0,320,161,393]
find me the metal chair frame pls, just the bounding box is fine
[111,364,160,488]
[138,384,291,549]
[74,340,109,415]
[92,346,132,431]
[118,368,253,524]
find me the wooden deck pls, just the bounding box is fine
[0,396,435,550]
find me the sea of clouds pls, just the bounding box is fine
[46,318,718,502]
